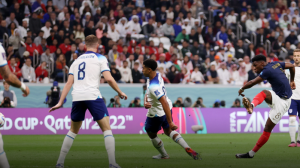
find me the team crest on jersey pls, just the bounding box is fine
[289,109,293,113]
[154,90,160,96]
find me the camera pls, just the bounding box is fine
[110,98,115,103]
[2,97,11,108]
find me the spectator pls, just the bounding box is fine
[8,30,23,51]
[235,40,246,59]
[45,81,66,107]
[132,62,144,83]
[137,39,147,54]
[181,55,194,73]
[156,6,167,24]
[118,60,133,83]
[133,47,142,61]
[65,44,77,66]
[206,64,219,84]
[74,24,85,41]
[8,57,22,79]
[128,97,142,107]
[68,53,78,67]
[76,43,85,57]
[246,43,255,59]
[217,62,231,85]
[162,18,175,41]
[180,68,191,84]
[155,21,164,37]
[167,65,178,83]
[255,45,267,57]
[16,19,28,40]
[84,21,95,37]
[108,44,119,63]
[256,13,268,29]
[173,18,182,37]
[190,67,204,83]
[33,30,44,46]
[246,14,257,33]
[25,37,39,57]
[11,2,24,25]
[216,26,228,44]
[231,98,241,108]
[285,30,298,45]
[21,58,36,83]
[135,55,144,72]
[58,38,71,55]
[5,12,19,28]
[35,61,49,82]
[126,15,142,39]
[142,7,155,22]
[0,81,17,107]
[41,48,54,67]
[29,12,43,37]
[54,54,67,82]
[204,27,215,46]
[116,17,128,38]
[182,19,192,35]
[108,25,120,42]
[157,54,168,72]
[110,62,122,83]
[248,64,257,81]
[244,56,252,72]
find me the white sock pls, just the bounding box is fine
[0,134,10,168]
[289,117,297,143]
[57,131,77,164]
[249,150,256,157]
[103,130,116,165]
[151,137,168,157]
[169,131,190,149]
[298,124,300,142]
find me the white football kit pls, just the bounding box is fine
[146,73,173,118]
[69,51,110,102]
[0,45,8,67]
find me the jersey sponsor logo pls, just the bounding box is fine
[154,90,160,96]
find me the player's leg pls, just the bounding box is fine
[297,102,300,147]
[0,133,9,168]
[243,90,270,113]
[163,121,199,160]
[56,101,86,168]
[288,100,298,147]
[237,90,290,158]
[145,116,169,159]
[88,98,119,168]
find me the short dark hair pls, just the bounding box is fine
[252,55,266,62]
[143,59,157,71]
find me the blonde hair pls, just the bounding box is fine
[85,35,98,48]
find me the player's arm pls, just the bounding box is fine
[284,62,295,82]
[49,75,74,112]
[0,65,29,96]
[239,76,265,96]
[159,96,178,130]
[144,93,151,109]
[102,71,127,100]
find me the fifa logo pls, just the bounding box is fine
[230,111,269,132]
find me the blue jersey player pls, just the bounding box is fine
[236,55,296,158]
[49,35,127,168]
[142,59,199,160]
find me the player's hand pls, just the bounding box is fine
[290,81,296,90]
[169,122,178,131]
[49,102,63,112]
[238,89,245,97]
[144,102,152,109]
[118,92,128,100]
[22,86,30,97]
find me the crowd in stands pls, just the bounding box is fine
[0,0,298,85]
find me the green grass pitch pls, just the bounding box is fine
[3,133,300,168]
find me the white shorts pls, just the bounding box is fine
[267,90,291,124]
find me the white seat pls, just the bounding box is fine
[149,37,160,46]
[160,37,171,46]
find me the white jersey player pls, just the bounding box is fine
[0,44,30,168]
[142,59,199,160]
[287,50,300,147]
[49,35,127,168]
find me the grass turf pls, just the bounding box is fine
[3,133,300,168]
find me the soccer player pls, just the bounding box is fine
[49,35,127,168]
[142,59,199,160]
[287,49,300,147]
[236,55,295,158]
[0,44,30,168]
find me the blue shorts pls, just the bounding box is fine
[71,98,109,122]
[145,110,172,133]
[288,99,300,117]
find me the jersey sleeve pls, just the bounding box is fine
[97,55,110,73]
[69,63,74,75]
[279,62,286,69]
[149,84,165,100]
[0,46,7,67]
[259,69,270,80]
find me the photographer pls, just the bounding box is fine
[0,81,17,107]
[45,81,66,108]
[128,97,142,107]
[231,98,241,108]
[107,95,123,107]
[173,97,184,107]
[192,97,206,108]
